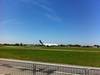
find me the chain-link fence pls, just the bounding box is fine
[0,59,100,75]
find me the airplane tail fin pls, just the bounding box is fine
[39,40,44,45]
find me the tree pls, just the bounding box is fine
[20,43,23,46]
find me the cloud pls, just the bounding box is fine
[45,13,62,22]
[0,19,14,25]
[19,0,54,13]
[33,1,54,13]
[0,19,23,26]
[20,0,31,3]
[35,0,51,6]
[19,0,62,22]
[31,0,62,22]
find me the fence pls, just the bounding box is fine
[0,59,100,75]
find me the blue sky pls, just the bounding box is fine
[0,0,100,44]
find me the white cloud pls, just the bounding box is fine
[0,19,22,25]
[19,0,53,12]
[20,0,31,3]
[19,0,62,22]
[32,0,53,12]
[45,13,62,22]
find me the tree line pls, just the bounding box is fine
[0,43,100,48]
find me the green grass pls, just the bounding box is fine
[0,46,100,67]
[3,46,100,51]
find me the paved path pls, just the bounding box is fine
[0,59,100,75]
[0,59,70,75]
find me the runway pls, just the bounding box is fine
[0,59,100,75]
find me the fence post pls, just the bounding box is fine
[84,68,89,75]
[32,64,36,75]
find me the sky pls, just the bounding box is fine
[0,0,100,45]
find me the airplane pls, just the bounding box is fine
[39,40,58,46]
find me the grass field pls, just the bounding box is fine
[0,46,100,67]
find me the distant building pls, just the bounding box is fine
[93,45,100,48]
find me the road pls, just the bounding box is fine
[0,59,100,75]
